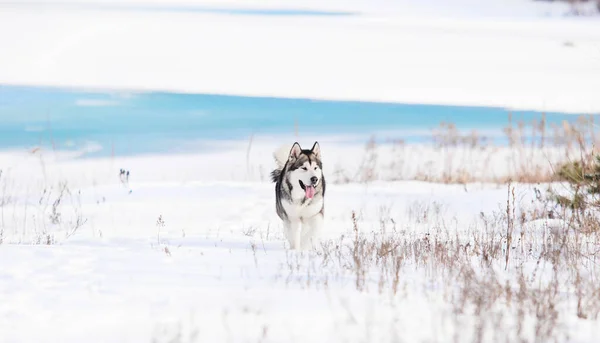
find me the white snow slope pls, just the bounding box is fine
[0,0,599,113]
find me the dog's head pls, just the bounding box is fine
[286,141,323,200]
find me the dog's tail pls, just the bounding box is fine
[273,143,290,169]
[270,143,291,183]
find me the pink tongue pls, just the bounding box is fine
[305,185,315,199]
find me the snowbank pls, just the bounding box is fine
[1,1,599,113]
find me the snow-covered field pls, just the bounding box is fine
[1,1,600,342]
[0,140,599,342]
[1,0,600,113]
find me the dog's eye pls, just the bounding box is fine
[314,167,318,170]
[301,167,308,171]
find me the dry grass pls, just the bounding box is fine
[0,167,87,244]
[275,184,600,342]
[333,114,599,185]
[148,166,600,341]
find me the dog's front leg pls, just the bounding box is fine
[300,213,323,250]
[283,219,301,250]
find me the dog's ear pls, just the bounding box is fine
[311,141,321,159]
[288,142,302,160]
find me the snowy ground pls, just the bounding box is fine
[0,141,599,342]
[1,0,600,113]
[0,135,583,188]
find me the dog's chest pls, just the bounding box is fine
[282,198,322,220]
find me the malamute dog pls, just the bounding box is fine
[271,142,325,250]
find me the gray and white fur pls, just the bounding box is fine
[270,141,325,250]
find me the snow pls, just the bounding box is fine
[0,168,487,342]
[0,136,578,190]
[0,140,599,342]
[1,0,600,113]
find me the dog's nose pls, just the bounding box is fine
[310,176,318,185]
